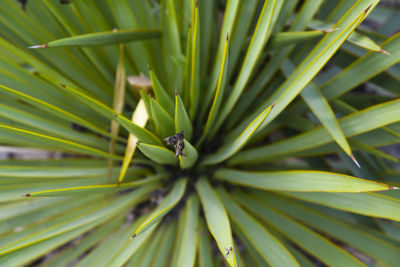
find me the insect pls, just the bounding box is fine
[224,247,233,258]
[164,131,186,157]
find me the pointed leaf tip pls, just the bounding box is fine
[28,44,48,49]
[322,28,340,33]
[130,233,137,240]
[349,154,361,168]
[379,48,391,55]
[21,193,31,197]
[389,186,400,190]
[226,33,229,41]
[364,4,372,13]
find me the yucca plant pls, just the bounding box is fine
[0,0,399,266]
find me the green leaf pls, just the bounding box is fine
[236,1,378,136]
[234,191,365,267]
[203,0,239,111]
[106,221,159,267]
[0,124,121,160]
[0,84,111,138]
[151,221,177,267]
[115,113,162,146]
[0,184,157,255]
[137,142,177,165]
[197,220,213,267]
[215,0,282,131]
[174,92,193,141]
[268,30,326,49]
[43,216,124,267]
[150,98,175,138]
[195,178,237,267]
[217,187,299,266]
[0,102,108,150]
[281,191,400,221]
[256,192,400,266]
[29,29,161,48]
[179,139,198,169]
[189,3,200,119]
[201,102,275,166]
[281,60,354,159]
[203,34,229,139]
[0,219,98,267]
[108,44,126,181]
[22,175,164,197]
[308,19,388,53]
[162,0,184,91]
[176,194,200,267]
[215,168,393,192]
[322,32,400,100]
[132,225,165,266]
[149,67,175,116]
[133,178,187,237]
[231,99,400,165]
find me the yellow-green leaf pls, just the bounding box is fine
[132,178,187,237]
[215,168,394,192]
[23,175,164,197]
[196,178,237,267]
[174,92,193,141]
[201,102,275,166]
[114,113,162,146]
[118,99,149,184]
[137,142,177,165]
[29,29,161,48]
[217,187,299,266]
[179,139,198,169]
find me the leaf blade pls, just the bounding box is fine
[133,178,187,237]
[196,178,237,267]
[30,29,161,48]
[215,168,393,192]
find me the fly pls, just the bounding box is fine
[164,131,186,157]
